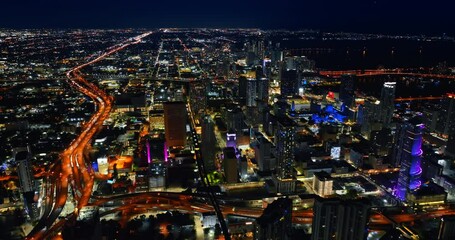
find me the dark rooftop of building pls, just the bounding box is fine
[411,182,447,196]
[277,115,297,127]
[314,171,333,181]
[256,198,292,226]
[223,147,237,159]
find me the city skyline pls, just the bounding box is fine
[0,0,454,35]
[1,5,455,238]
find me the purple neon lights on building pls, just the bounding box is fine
[164,141,169,162]
[146,138,151,164]
[394,118,424,200]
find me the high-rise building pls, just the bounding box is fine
[393,116,424,201]
[163,102,187,147]
[252,37,265,60]
[14,147,35,194]
[437,93,455,136]
[438,215,455,240]
[312,197,371,240]
[254,136,275,173]
[239,156,248,179]
[273,116,297,193]
[357,99,381,138]
[239,76,248,99]
[256,77,269,102]
[246,78,257,107]
[339,75,356,108]
[256,198,292,240]
[14,146,38,220]
[201,115,217,172]
[275,116,296,179]
[447,133,455,156]
[379,82,396,126]
[223,147,238,183]
[189,82,207,117]
[280,69,298,97]
[313,171,334,198]
[224,104,244,133]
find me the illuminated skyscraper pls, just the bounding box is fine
[273,116,296,193]
[313,171,334,198]
[393,116,424,200]
[14,147,35,194]
[14,146,38,220]
[379,82,396,126]
[189,82,207,117]
[246,78,257,107]
[275,116,296,179]
[256,77,269,102]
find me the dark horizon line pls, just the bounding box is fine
[0,26,453,38]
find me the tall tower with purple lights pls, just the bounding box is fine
[394,116,424,200]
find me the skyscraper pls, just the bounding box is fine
[312,197,371,240]
[189,82,207,117]
[256,77,269,102]
[239,76,248,99]
[256,198,292,240]
[14,146,39,220]
[223,147,239,183]
[438,215,455,240]
[339,75,356,108]
[201,115,217,172]
[280,69,298,97]
[254,136,275,173]
[246,78,257,107]
[14,147,35,194]
[447,133,455,157]
[275,116,296,179]
[357,98,381,138]
[437,93,455,136]
[379,82,396,126]
[273,116,296,193]
[393,116,424,200]
[163,101,187,147]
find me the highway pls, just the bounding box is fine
[26,32,152,240]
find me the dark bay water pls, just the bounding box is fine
[279,39,455,70]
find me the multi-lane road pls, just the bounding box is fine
[26,32,152,240]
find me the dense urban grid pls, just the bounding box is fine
[1,29,455,240]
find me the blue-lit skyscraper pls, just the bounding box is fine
[394,116,424,200]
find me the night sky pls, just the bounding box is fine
[1,0,454,34]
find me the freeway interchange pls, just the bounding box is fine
[26,32,152,240]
